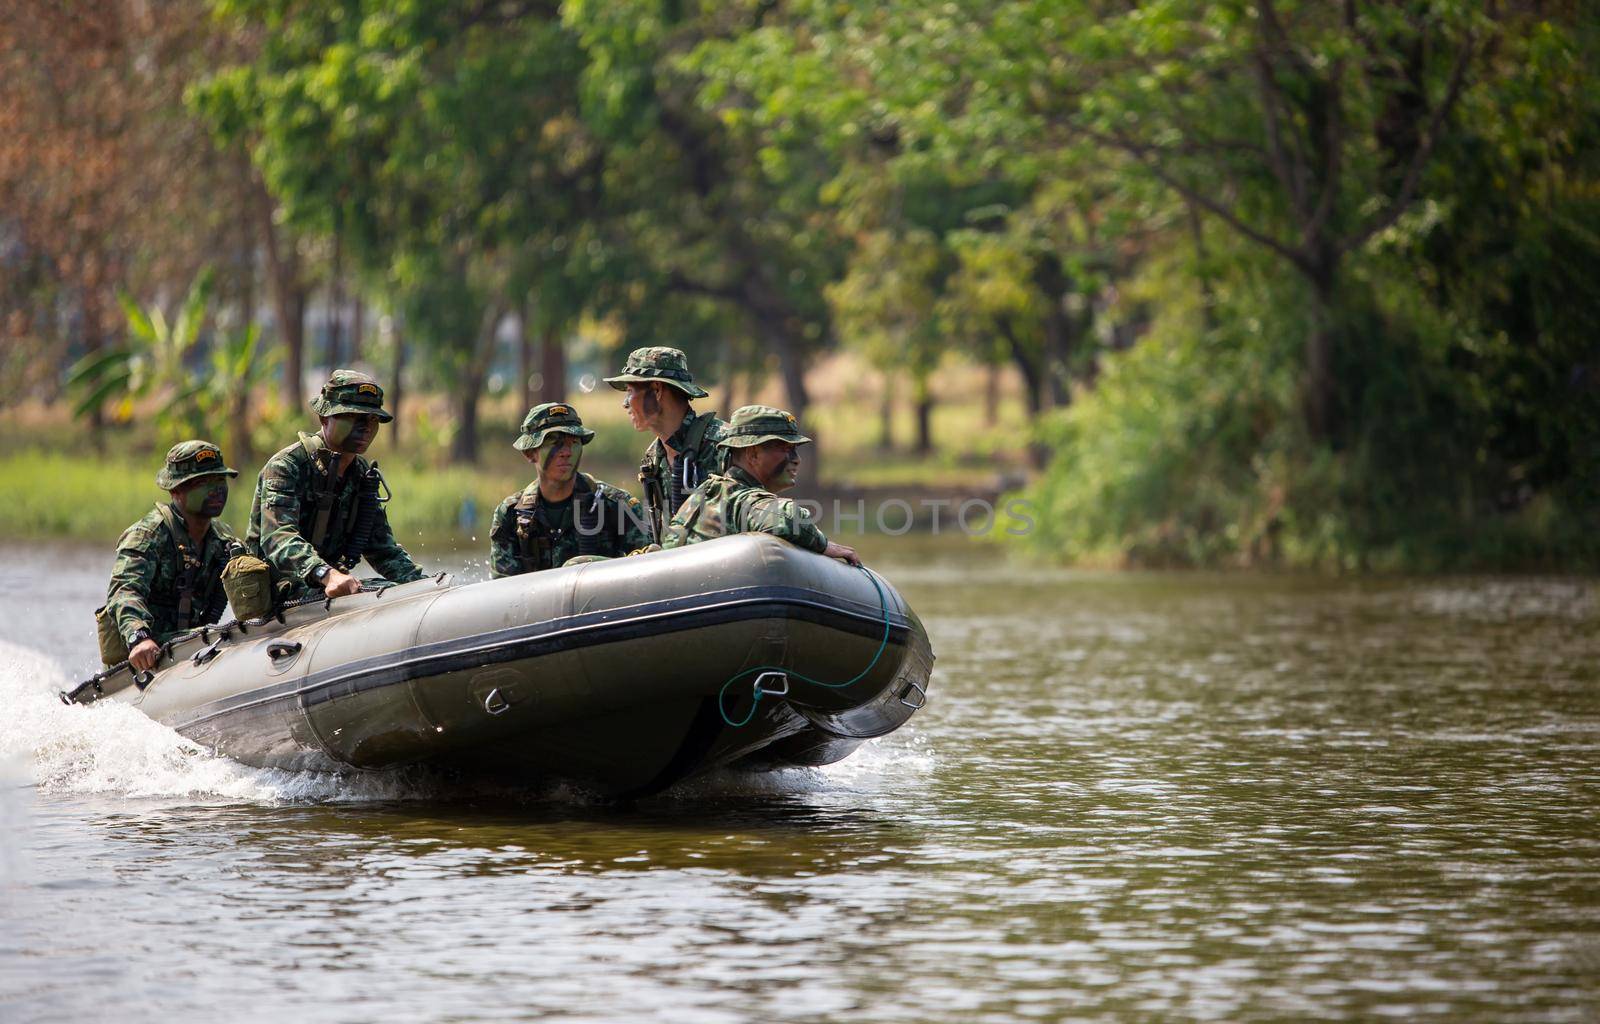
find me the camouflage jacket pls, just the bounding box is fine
[106,503,242,645]
[247,432,425,593]
[489,472,651,577]
[638,408,726,541]
[661,466,829,554]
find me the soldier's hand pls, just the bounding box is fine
[324,569,361,598]
[129,638,162,672]
[823,541,862,566]
[626,544,662,556]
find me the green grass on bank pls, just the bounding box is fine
[0,450,528,544]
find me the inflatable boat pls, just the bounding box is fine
[62,535,934,796]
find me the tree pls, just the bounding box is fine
[193,0,598,461]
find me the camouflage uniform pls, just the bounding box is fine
[488,403,652,576]
[246,369,425,595]
[661,406,829,554]
[104,441,244,646]
[604,346,727,541]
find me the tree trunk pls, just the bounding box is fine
[1304,277,1337,443]
[231,221,256,463]
[350,295,363,364]
[999,318,1048,469]
[766,324,815,479]
[984,362,1000,426]
[913,375,934,455]
[539,323,565,403]
[878,372,895,450]
[1187,198,1218,332]
[256,183,305,409]
[390,320,405,448]
[451,305,503,463]
[327,233,344,370]
[1034,254,1074,408]
[767,326,809,421]
[517,301,534,413]
[1000,318,1044,420]
[79,287,106,435]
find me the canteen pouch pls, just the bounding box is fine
[95,604,129,666]
[221,554,275,620]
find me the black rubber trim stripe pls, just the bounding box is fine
[162,585,910,731]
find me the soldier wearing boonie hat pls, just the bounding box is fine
[247,368,424,600]
[102,440,246,671]
[488,403,653,576]
[605,346,727,542]
[660,406,860,565]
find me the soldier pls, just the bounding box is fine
[662,405,860,565]
[247,368,425,599]
[604,346,727,542]
[104,441,245,672]
[488,403,653,576]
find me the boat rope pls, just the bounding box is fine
[715,564,892,728]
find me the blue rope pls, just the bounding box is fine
[716,564,893,728]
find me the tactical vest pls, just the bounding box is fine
[298,432,366,562]
[638,412,718,542]
[510,475,609,573]
[154,503,225,632]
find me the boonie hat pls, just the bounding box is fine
[310,369,394,422]
[603,346,710,399]
[513,402,596,451]
[716,405,812,448]
[155,439,239,490]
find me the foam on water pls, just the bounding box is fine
[0,639,420,805]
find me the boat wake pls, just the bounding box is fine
[0,639,425,805]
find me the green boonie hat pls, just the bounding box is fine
[155,439,239,490]
[717,405,812,448]
[603,346,710,399]
[513,402,596,451]
[310,368,394,422]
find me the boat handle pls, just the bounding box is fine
[267,640,303,661]
[752,671,789,700]
[483,688,510,715]
[133,669,154,690]
[192,639,224,666]
[897,679,927,710]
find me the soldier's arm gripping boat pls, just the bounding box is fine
[64,534,934,796]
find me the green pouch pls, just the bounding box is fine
[95,604,129,666]
[222,554,275,620]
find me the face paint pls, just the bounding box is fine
[184,481,228,517]
[539,437,580,480]
[777,445,800,485]
[325,415,377,452]
[639,386,661,420]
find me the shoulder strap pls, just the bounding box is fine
[511,484,550,571]
[637,442,666,542]
[298,431,341,549]
[155,503,200,629]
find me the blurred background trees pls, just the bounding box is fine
[2,0,1595,568]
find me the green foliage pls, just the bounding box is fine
[0,450,520,548]
[1019,227,1600,570]
[35,0,1593,570]
[66,270,214,436]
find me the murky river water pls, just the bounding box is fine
[2,538,1597,1022]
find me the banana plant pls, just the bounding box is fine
[65,268,215,435]
[197,318,280,462]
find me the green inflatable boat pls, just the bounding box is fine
[63,535,934,796]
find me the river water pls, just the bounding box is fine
[2,538,1596,1023]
